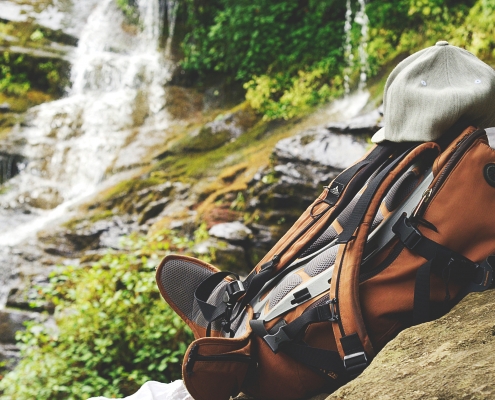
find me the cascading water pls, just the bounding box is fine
[343,0,354,95]
[355,0,370,89]
[0,0,179,304]
[342,0,370,94]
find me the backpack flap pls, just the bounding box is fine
[182,321,254,400]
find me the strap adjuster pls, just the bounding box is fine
[343,351,368,377]
[223,280,245,305]
[393,213,423,250]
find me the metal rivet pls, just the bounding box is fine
[421,80,427,86]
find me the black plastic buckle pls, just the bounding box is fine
[473,258,494,289]
[263,323,289,353]
[223,280,245,305]
[343,351,368,378]
[393,214,423,250]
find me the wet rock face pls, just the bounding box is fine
[325,290,495,400]
[0,309,40,344]
[326,106,383,136]
[0,152,25,185]
[274,127,369,170]
[183,108,258,151]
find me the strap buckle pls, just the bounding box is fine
[393,214,423,250]
[263,323,289,353]
[223,280,245,305]
[343,351,368,378]
[472,257,494,289]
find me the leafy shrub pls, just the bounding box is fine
[0,233,194,400]
[178,0,495,120]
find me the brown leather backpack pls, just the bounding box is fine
[156,126,495,400]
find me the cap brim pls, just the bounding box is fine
[371,127,386,143]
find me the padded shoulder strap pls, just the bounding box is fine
[329,142,441,363]
[253,143,396,276]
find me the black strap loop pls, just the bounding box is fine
[393,214,494,324]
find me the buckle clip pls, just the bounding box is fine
[263,324,289,353]
[393,215,423,250]
[343,351,368,377]
[223,280,245,305]
[473,258,494,289]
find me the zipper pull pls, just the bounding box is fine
[413,188,432,217]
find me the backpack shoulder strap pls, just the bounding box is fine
[329,142,441,370]
[254,143,396,275]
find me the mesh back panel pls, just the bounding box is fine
[301,225,338,258]
[159,259,213,322]
[304,245,338,277]
[384,171,418,211]
[336,195,360,228]
[268,274,303,309]
[371,208,384,232]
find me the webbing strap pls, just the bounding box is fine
[282,343,347,377]
[324,143,394,206]
[194,272,232,336]
[413,259,435,324]
[337,145,416,244]
[250,303,337,353]
[393,213,495,324]
[340,333,368,378]
[250,307,347,378]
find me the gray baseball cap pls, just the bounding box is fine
[372,41,495,143]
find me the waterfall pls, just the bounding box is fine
[0,0,176,246]
[342,0,370,94]
[355,0,369,89]
[0,153,25,185]
[164,0,179,57]
[343,0,354,95]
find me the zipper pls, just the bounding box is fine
[413,128,485,218]
[186,344,252,377]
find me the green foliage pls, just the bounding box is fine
[244,60,343,120]
[0,52,31,95]
[179,0,495,120]
[365,0,491,77]
[115,0,140,24]
[0,233,195,400]
[181,0,347,119]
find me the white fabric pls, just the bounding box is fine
[89,380,194,400]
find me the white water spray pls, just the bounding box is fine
[342,0,370,94]
[343,0,354,95]
[0,0,179,247]
[355,0,369,89]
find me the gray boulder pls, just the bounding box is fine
[209,222,253,242]
[325,290,495,399]
[0,309,40,343]
[274,128,368,170]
